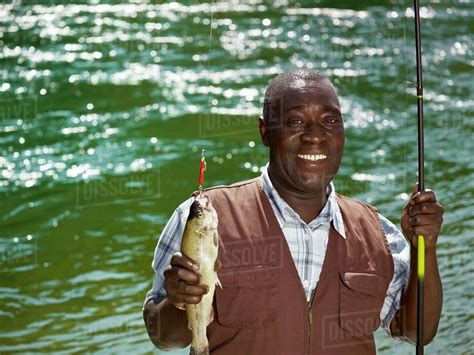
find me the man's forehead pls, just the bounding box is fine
[288,78,327,90]
[275,80,340,112]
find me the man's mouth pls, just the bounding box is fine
[297,154,327,161]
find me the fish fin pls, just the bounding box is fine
[216,275,223,289]
[207,309,214,325]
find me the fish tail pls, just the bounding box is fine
[190,346,209,355]
[190,330,208,355]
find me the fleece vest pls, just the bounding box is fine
[194,177,394,354]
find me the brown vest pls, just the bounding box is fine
[196,178,394,354]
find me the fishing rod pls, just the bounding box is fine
[413,0,425,354]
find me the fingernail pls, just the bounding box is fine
[193,264,199,271]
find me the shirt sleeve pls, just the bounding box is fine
[377,213,411,336]
[143,196,195,308]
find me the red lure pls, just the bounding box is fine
[198,149,206,189]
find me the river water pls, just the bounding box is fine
[0,0,472,353]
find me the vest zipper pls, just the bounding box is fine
[307,288,317,354]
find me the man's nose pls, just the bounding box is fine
[300,122,325,143]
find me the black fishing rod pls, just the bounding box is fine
[413,0,425,354]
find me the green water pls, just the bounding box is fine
[1,0,472,353]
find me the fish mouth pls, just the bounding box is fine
[196,194,213,211]
[297,153,327,161]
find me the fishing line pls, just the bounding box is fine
[402,0,410,196]
[196,0,215,193]
[206,0,215,81]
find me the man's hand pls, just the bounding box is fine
[397,183,444,344]
[164,252,207,310]
[401,183,444,250]
[164,252,222,310]
[144,252,221,350]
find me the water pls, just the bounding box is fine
[1,0,472,353]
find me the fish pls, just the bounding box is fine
[181,193,221,355]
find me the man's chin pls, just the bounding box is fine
[295,178,330,194]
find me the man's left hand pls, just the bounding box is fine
[401,183,444,250]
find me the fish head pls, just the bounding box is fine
[188,194,219,233]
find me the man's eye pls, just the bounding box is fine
[324,116,341,124]
[287,118,304,125]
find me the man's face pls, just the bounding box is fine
[260,79,345,194]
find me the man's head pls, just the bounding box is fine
[259,68,345,195]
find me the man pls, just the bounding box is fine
[143,69,443,354]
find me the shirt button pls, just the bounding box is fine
[305,232,310,241]
[303,280,309,288]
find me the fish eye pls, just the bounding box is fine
[197,210,204,219]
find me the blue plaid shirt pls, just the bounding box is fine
[145,165,410,335]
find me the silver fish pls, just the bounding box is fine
[181,194,221,355]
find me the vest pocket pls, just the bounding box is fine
[215,266,278,328]
[339,272,387,338]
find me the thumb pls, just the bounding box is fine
[408,182,420,206]
[403,183,419,212]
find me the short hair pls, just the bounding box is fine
[262,68,335,123]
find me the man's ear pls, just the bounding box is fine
[258,116,270,147]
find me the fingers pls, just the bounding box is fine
[167,251,200,284]
[407,202,439,217]
[179,280,209,296]
[402,183,420,214]
[170,252,199,272]
[164,252,209,309]
[407,224,438,237]
[409,189,436,205]
[166,265,200,284]
[405,205,443,250]
[408,213,444,226]
[401,184,444,250]
[164,275,208,306]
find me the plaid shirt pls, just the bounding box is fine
[145,165,410,335]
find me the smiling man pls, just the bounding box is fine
[261,72,345,224]
[143,69,444,354]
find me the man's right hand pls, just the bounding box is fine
[163,252,209,310]
[144,253,222,349]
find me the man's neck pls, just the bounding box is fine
[267,168,329,224]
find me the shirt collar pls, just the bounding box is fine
[260,163,346,238]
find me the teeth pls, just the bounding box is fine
[297,154,327,161]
